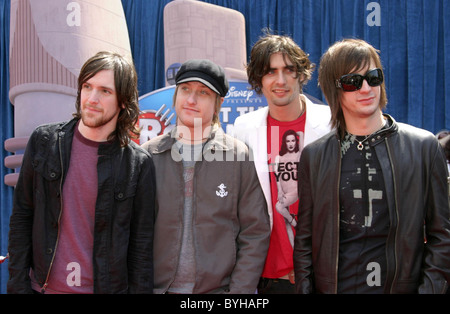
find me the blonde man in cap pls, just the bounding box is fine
[142,59,270,294]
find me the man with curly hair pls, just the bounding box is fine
[233,33,332,293]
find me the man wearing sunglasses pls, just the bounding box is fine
[293,38,450,294]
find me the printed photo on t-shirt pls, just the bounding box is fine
[272,129,304,247]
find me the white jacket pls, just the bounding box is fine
[233,95,332,228]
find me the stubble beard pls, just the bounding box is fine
[81,109,118,129]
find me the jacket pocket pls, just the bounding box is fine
[114,182,137,201]
[32,155,61,181]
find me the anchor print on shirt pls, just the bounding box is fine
[216,183,228,198]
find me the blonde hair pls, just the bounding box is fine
[172,85,223,126]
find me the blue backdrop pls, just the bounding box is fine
[1,0,449,293]
[0,0,11,294]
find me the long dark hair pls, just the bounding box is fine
[74,51,140,147]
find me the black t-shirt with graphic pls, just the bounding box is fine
[338,130,389,294]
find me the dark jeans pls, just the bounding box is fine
[257,277,296,294]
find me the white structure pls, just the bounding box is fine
[5,0,132,186]
[163,0,248,85]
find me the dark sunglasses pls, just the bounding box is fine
[336,68,384,92]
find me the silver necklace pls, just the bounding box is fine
[355,135,371,151]
[353,118,387,151]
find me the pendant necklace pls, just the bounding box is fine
[354,118,387,151]
[355,135,371,151]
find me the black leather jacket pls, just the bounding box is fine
[7,118,156,294]
[294,114,450,294]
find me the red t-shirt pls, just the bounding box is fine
[262,113,306,278]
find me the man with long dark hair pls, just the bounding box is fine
[7,51,156,294]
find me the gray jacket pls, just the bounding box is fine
[142,126,270,294]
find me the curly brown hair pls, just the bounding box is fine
[73,51,140,147]
[246,32,314,95]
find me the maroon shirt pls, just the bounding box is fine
[33,125,100,293]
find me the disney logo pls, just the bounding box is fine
[225,86,254,101]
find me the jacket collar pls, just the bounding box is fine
[58,118,121,155]
[337,113,398,145]
[374,113,398,143]
[150,124,232,155]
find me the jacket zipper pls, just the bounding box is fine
[384,138,399,293]
[40,132,65,293]
[334,139,342,294]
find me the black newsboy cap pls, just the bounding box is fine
[175,59,229,97]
